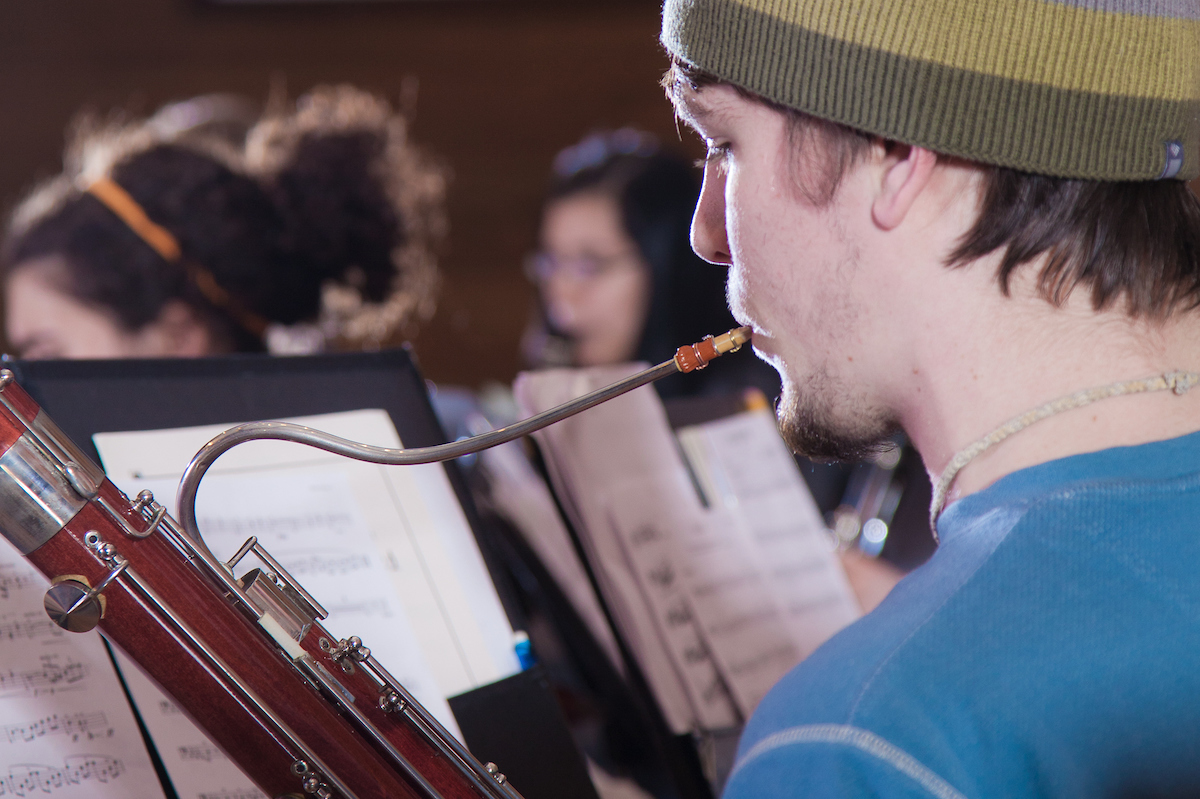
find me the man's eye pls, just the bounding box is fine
[695,143,731,172]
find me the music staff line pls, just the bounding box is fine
[178,745,226,764]
[0,616,60,643]
[0,755,123,796]
[1,713,112,746]
[0,572,41,601]
[0,657,87,699]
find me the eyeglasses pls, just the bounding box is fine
[524,251,642,283]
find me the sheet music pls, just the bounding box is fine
[0,547,165,799]
[633,491,805,718]
[479,440,625,671]
[601,476,739,730]
[93,409,520,798]
[516,366,861,726]
[515,366,739,733]
[676,410,861,660]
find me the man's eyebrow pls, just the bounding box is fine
[674,91,719,130]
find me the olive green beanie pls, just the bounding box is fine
[662,0,1200,181]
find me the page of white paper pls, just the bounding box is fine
[515,366,739,733]
[677,410,861,662]
[479,441,624,672]
[640,491,805,718]
[601,476,740,730]
[93,410,521,798]
[517,367,862,726]
[0,543,165,799]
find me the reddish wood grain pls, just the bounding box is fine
[299,624,489,799]
[0,377,42,447]
[24,477,485,799]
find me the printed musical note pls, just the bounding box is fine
[157,700,182,717]
[665,599,693,628]
[177,746,224,764]
[0,656,87,699]
[646,562,676,590]
[275,552,371,578]
[0,616,61,643]
[1,713,112,745]
[0,755,123,795]
[682,641,711,664]
[628,524,663,546]
[0,547,166,798]
[196,512,357,542]
[197,790,266,799]
[0,572,39,602]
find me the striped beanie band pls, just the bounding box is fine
[661,0,1200,181]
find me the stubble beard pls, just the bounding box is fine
[775,368,898,463]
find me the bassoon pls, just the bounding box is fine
[0,328,749,799]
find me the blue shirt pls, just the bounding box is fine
[725,430,1200,799]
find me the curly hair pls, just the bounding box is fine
[4,84,446,353]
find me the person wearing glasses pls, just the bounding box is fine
[523,129,780,400]
[659,0,1200,795]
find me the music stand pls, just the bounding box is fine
[7,349,598,799]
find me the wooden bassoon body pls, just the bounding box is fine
[0,371,522,799]
[0,326,749,799]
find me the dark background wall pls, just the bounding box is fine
[2,4,1197,388]
[0,0,693,388]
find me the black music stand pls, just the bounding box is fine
[6,349,598,799]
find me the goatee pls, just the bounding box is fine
[775,375,897,463]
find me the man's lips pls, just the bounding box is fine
[743,327,782,365]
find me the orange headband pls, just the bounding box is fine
[83,175,269,338]
[84,176,182,263]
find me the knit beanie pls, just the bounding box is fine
[661,0,1200,181]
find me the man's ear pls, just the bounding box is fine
[871,144,938,231]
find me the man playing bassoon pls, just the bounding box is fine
[660,0,1200,796]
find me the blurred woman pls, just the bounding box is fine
[524,129,779,400]
[3,85,445,359]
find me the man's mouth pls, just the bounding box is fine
[746,327,775,357]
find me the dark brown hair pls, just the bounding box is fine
[665,59,1200,319]
[542,131,751,397]
[4,85,445,352]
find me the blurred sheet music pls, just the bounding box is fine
[479,439,625,671]
[678,412,862,644]
[516,366,729,733]
[675,409,861,711]
[0,548,164,798]
[515,365,859,729]
[93,409,520,797]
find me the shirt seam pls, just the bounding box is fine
[851,469,1200,722]
[733,723,970,799]
[947,451,1200,527]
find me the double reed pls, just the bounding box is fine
[0,327,749,799]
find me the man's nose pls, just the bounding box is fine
[690,166,731,266]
